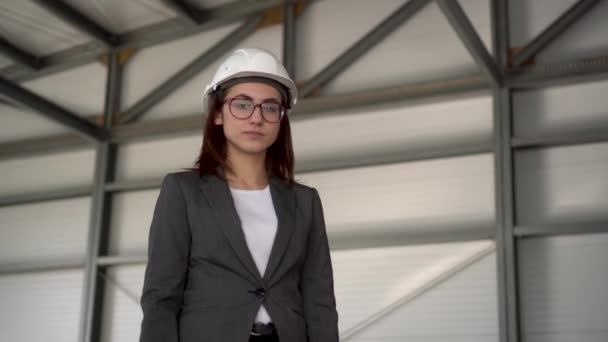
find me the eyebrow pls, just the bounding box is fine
[232,94,281,103]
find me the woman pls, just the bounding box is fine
[139,48,339,342]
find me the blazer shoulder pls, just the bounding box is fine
[291,181,320,200]
[163,169,203,189]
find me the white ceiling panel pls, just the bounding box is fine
[63,0,177,34]
[0,54,13,69]
[122,22,240,120]
[0,0,89,55]
[297,0,491,94]
[21,61,107,116]
[0,104,72,142]
[125,23,283,121]
[510,0,608,64]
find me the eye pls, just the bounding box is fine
[232,99,253,110]
[262,103,281,113]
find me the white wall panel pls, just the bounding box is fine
[99,243,496,341]
[332,241,494,334]
[123,23,282,121]
[299,153,495,239]
[510,0,608,64]
[292,94,492,168]
[0,104,71,142]
[0,268,83,342]
[519,234,608,342]
[513,79,608,138]
[0,197,90,263]
[109,189,159,256]
[516,142,608,225]
[101,265,146,342]
[0,148,95,196]
[297,0,491,94]
[115,134,200,182]
[350,249,498,342]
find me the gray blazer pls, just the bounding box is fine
[139,170,339,342]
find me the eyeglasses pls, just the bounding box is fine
[224,97,285,123]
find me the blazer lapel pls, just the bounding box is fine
[263,176,296,284]
[199,174,262,284]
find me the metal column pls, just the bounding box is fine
[79,50,122,342]
[491,0,520,341]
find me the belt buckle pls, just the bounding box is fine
[251,322,273,336]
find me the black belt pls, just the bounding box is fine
[251,322,276,336]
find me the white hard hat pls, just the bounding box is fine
[203,48,298,111]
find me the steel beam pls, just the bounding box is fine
[0,75,488,160]
[119,17,261,123]
[97,255,148,267]
[511,0,601,67]
[0,186,91,207]
[296,143,492,174]
[1,0,290,82]
[0,133,89,160]
[0,259,85,275]
[437,0,501,86]
[162,0,204,24]
[299,0,432,97]
[79,50,122,342]
[0,36,42,69]
[32,0,118,47]
[0,77,106,142]
[105,178,162,193]
[515,222,608,237]
[294,75,488,118]
[506,55,608,88]
[512,130,608,149]
[95,229,493,267]
[282,3,296,78]
[103,142,491,194]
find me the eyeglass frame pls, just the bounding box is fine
[222,97,286,123]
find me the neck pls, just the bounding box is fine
[225,147,269,190]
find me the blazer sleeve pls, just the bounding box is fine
[139,173,191,342]
[300,188,339,342]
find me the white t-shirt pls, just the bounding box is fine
[229,185,278,324]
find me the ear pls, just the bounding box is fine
[213,111,223,125]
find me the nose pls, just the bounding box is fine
[249,105,264,124]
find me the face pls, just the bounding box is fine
[214,82,283,158]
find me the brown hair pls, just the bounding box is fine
[193,83,295,184]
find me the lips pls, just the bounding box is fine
[243,131,264,137]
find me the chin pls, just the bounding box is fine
[234,142,272,155]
